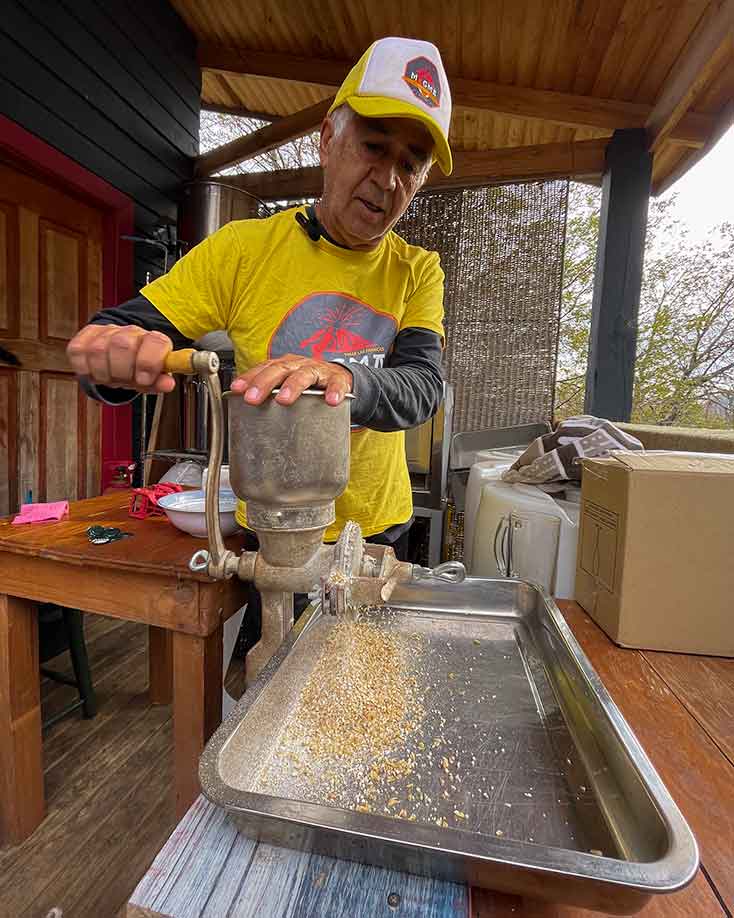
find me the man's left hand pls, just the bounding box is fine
[230,354,353,407]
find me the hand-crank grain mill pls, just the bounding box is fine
[164,349,464,681]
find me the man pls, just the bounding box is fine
[68,36,452,586]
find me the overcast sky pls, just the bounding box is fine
[661,124,734,243]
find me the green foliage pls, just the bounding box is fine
[556,184,734,428]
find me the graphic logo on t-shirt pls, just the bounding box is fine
[402,56,441,108]
[269,292,398,370]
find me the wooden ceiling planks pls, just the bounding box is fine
[173,0,733,189]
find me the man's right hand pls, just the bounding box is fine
[66,325,176,394]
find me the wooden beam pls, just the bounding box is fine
[646,0,734,152]
[197,43,712,147]
[195,97,332,176]
[201,102,280,123]
[431,138,609,189]
[654,100,734,195]
[219,138,608,200]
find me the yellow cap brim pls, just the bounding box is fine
[337,97,453,176]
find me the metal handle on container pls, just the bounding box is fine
[494,515,511,576]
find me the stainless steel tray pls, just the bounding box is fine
[200,579,698,914]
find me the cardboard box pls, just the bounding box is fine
[575,451,734,656]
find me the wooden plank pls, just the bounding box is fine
[16,370,39,505]
[0,5,191,191]
[202,102,279,122]
[40,618,140,714]
[221,138,608,200]
[432,139,609,188]
[7,0,198,166]
[127,0,201,95]
[86,396,102,498]
[557,602,734,911]
[470,871,726,917]
[196,43,712,145]
[0,492,246,581]
[1,708,171,916]
[0,593,44,844]
[39,373,82,501]
[0,553,209,634]
[42,649,149,784]
[129,795,469,918]
[195,98,333,176]
[18,206,39,340]
[0,337,71,373]
[172,627,223,818]
[642,651,734,766]
[39,220,84,341]
[0,74,173,226]
[95,0,201,127]
[139,800,247,915]
[0,370,17,516]
[646,0,734,152]
[0,200,20,336]
[23,734,174,918]
[0,206,8,333]
[149,625,173,705]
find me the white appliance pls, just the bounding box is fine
[470,480,580,599]
[461,448,527,571]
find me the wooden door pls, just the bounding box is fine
[0,159,103,515]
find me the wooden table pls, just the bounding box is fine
[125,602,734,918]
[0,493,248,844]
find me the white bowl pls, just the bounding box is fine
[157,489,241,538]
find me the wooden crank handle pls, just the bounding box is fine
[163,348,220,376]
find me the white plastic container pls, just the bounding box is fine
[461,448,527,570]
[470,481,580,598]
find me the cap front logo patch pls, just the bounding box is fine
[402,56,441,108]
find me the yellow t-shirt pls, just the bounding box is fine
[142,205,444,541]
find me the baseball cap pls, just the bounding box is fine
[329,37,453,175]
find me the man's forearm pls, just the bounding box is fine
[346,328,444,431]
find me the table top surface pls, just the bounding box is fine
[127,601,734,918]
[0,493,246,580]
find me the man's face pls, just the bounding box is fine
[319,110,433,250]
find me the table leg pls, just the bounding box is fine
[148,626,173,705]
[172,625,223,818]
[0,594,45,843]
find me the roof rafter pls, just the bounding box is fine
[646,0,734,152]
[195,98,332,176]
[197,43,712,147]
[216,138,608,200]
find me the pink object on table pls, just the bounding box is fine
[12,501,69,525]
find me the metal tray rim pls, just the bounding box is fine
[199,579,699,896]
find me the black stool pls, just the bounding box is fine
[38,604,97,728]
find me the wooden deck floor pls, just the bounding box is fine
[0,614,201,918]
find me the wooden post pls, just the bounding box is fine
[0,594,45,842]
[584,129,652,421]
